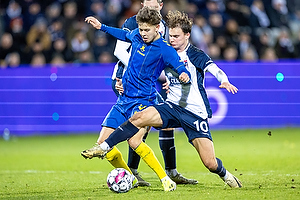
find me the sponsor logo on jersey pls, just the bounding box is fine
[169,77,181,85]
[137,45,146,56]
[138,104,147,110]
[184,60,188,67]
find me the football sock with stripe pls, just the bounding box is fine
[159,129,176,170]
[210,157,227,178]
[134,142,167,180]
[105,121,139,148]
[106,146,132,174]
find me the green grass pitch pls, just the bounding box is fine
[1,128,299,199]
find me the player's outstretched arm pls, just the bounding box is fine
[85,16,102,30]
[219,82,238,94]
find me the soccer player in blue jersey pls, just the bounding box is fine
[89,10,243,188]
[82,7,190,191]
[111,0,197,186]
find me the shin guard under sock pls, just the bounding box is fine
[210,157,227,177]
[105,121,139,147]
[134,142,167,179]
[127,128,149,169]
[106,146,132,174]
[159,130,176,170]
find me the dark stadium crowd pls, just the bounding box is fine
[0,0,300,68]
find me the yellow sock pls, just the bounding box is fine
[105,146,132,174]
[134,142,167,180]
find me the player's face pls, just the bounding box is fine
[142,0,163,12]
[169,27,190,52]
[138,23,160,43]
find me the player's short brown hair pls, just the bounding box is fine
[166,10,193,34]
[136,6,162,26]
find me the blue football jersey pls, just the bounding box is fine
[100,25,190,101]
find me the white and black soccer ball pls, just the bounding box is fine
[107,168,133,193]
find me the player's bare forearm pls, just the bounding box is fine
[85,16,102,29]
[219,82,238,94]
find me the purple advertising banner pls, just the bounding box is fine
[0,62,299,136]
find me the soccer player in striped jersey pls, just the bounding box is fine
[91,10,242,188]
[82,7,191,191]
[112,0,197,186]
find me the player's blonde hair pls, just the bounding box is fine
[136,6,162,25]
[166,10,192,34]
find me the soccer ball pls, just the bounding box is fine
[107,168,133,193]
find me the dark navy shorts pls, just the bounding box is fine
[153,101,213,143]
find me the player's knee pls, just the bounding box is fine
[127,138,141,149]
[130,111,147,127]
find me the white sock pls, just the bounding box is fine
[166,169,178,177]
[161,176,169,182]
[222,170,229,181]
[99,142,110,151]
[130,168,138,174]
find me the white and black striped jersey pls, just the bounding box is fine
[165,43,229,119]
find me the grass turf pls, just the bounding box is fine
[0,128,299,199]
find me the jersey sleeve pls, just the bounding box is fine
[187,45,213,71]
[113,39,131,66]
[206,63,229,83]
[187,44,229,83]
[100,24,131,42]
[113,16,137,71]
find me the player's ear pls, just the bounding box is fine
[185,32,190,40]
[159,2,163,10]
[156,24,160,31]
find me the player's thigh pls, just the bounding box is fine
[130,107,163,128]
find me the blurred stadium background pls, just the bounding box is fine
[1,0,300,137]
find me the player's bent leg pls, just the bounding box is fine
[160,129,198,185]
[81,127,115,159]
[130,106,163,129]
[133,142,176,191]
[192,138,218,171]
[159,129,176,170]
[192,138,242,188]
[106,146,132,173]
[128,127,151,187]
[96,127,116,144]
